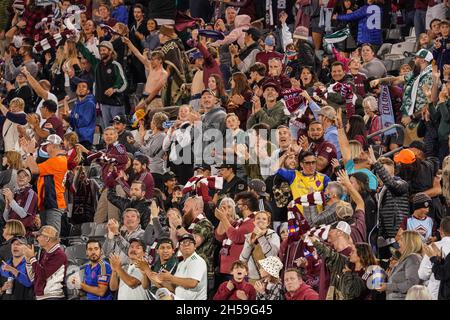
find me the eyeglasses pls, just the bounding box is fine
[302,161,317,165]
[180,240,194,246]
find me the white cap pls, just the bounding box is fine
[415,49,433,63]
[336,221,351,236]
[41,134,63,146]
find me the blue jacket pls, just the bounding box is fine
[0,257,33,288]
[69,94,96,144]
[337,5,383,46]
[111,5,128,25]
[433,35,450,74]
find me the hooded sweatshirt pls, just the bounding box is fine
[69,94,96,144]
[285,282,320,300]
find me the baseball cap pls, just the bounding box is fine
[194,163,211,171]
[11,236,27,245]
[335,221,351,236]
[335,200,354,220]
[178,233,196,245]
[17,168,32,177]
[394,149,416,165]
[262,80,280,94]
[318,106,337,121]
[97,40,114,51]
[111,114,127,125]
[201,88,216,97]
[163,171,177,182]
[131,109,146,128]
[264,35,275,47]
[216,163,237,170]
[243,27,261,41]
[248,179,269,197]
[41,134,63,146]
[33,225,59,239]
[415,49,433,62]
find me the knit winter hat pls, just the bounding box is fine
[258,256,283,279]
[412,192,432,211]
[293,26,308,40]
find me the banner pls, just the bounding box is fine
[378,85,396,136]
[281,88,307,114]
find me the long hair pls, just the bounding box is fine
[355,243,377,268]
[51,46,65,74]
[231,72,251,96]
[64,132,82,164]
[299,66,318,89]
[4,151,23,170]
[347,115,367,140]
[398,231,423,263]
[209,73,227,99]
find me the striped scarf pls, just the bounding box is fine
[220,213,255,256]
[182,175,224,194]
[324,28,350,44]
[328,82,355,118]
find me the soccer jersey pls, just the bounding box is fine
[400,215,434,243]
[83,260,113,300]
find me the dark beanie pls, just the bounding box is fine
[412,192,432,211]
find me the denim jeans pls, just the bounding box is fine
[40,208,64,233]
[99,104,125,129]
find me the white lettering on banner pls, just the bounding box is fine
[366,5,381,30]
[379,85,396,136]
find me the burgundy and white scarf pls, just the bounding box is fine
[327,82,356,118]
[182,175,224,194]
[220,213,255,256]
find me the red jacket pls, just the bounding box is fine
[285,282,319,300]
[215,217,255,274]
[213,279,257,300]
[26,244,68,300]
[87,142,129,182]
[196,42,223,88]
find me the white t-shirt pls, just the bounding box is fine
[117,264,149,300]
[174,252,207,300]
[36,92,59,126]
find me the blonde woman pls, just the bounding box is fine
[239,211,280,282]
[0,151,23,190]
[377,230,423,300]
[0,220,26,261]
[405,285,432,300]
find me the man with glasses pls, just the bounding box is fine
[157,233,207,300]
[276,151,330,214]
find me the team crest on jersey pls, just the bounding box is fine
[107,68,112,74]
[238,184,245,190]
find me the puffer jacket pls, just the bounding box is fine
[372,162,410,239]
[336,5,383,46]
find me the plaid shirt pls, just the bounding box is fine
[256,280,284,300]
[22,6,50,41]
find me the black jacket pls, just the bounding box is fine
[372,162,410,239]
[107,188,151,229]
[431,254,450,300]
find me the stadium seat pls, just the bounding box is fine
[384,42,416,71]
[93,223,107,237]
[377,43,392,60]
[386,29,401,41]
[65,244,89,266]
[81,222,96,237]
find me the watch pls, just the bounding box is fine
[176,225,182,230]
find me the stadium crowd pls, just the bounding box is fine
[0,0,450,301]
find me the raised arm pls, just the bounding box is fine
[122,37,150,68]
[21,67,49,100]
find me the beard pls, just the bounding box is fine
[413,64,421,77]
[182,209,195,228]
[309,136,323,144]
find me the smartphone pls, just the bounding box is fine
[162,121,175,129]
